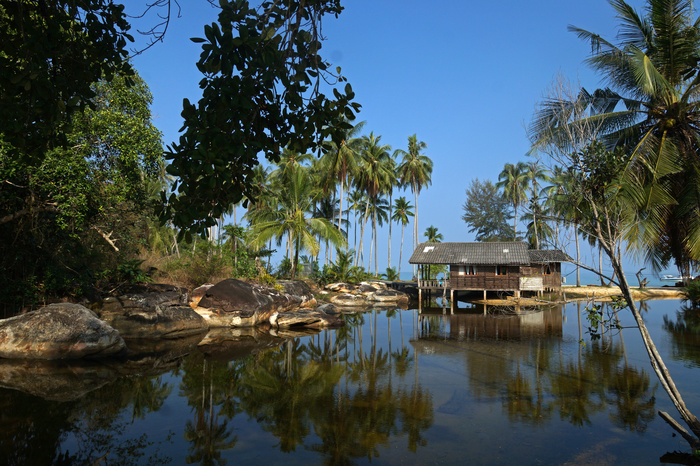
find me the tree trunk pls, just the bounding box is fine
[575,223,580,286]
[398,224,404,278]
[356,197,371,268]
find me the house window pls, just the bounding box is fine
[467,266,476,275]
[457,266,465,276]
[544,264,552,275]
[496,265,507,276]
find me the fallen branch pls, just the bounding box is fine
[92,226,119,252]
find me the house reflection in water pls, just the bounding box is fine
[413,304,564,342]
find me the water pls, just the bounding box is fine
[0,299,698,465]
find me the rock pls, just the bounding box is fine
[270,310,344,329]
[358,283,378,295]
[0,303,125,359]
[94,284,208,339]
[367,288,409,303]
[195,279,315,327]
[330,293,368,307]
[190,283,215,307]
[316,303,339,315]
[325,282,355,293]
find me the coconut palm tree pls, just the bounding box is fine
[396,134,432,275]
[354,133,392,271]
[423,225,443,243]
[392,196,414,278]
[320,120,366,236]
[496,161,529,240]
[248,167,345,278]
[528,0,700,444]
[529,0,700,278]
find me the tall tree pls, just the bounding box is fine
[528,0,700,446]
[423,226,443,243]
[462,179,514,242]
[247,168,345,279]
[354,133,392,272]
[320,119,366,239]
[391,197,414,279]
[496,162,528,239]
[396,134,432,276]
[161,0,360,239]
[529,0,700,278]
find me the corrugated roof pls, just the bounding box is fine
[528,249,572,263]
[408,242,531,265]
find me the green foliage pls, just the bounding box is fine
[160,0,360,237]
[0,71,163,314]
[682,280,700,308]
[462,178,515,241]
[99,259,152,288]
[382,267,399,281]
[582,297,627,342]
[0,0,133,159]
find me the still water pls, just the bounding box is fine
[1,299,699,465]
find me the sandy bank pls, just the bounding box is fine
[561,285,683,301]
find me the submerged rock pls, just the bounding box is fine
[0,303,125,360]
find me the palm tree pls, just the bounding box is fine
[496,162,528,240]
[523,162,551,249]
[320,120,366,237]
[354,133,392,271]
[529,0,700,278]
[392,196,414,278]
[397,134,433,276]
[247,167,345,278]
[423,225,443,243]
[528,0,700,444]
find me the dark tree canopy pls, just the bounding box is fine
[160,0,361,238]
[461,178,514,242]
[0,0,134,159]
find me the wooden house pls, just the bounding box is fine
[408,242,570,300]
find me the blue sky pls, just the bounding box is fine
[124,0,670,282]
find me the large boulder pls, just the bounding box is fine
[94,284,208,339]
[330,293,368,307]
[0,303,125,359]
[195,279,316,327]
[367,288,409,304]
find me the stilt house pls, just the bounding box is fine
[408,242,570,299]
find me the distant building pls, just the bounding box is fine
[408,242,571,299]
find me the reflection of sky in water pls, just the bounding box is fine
[0,299,698,464]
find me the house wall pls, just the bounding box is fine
[449,265,521,291]
[447,263,562,291]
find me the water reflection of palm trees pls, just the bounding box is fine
[414,304,657,433]
[174,310,433,464]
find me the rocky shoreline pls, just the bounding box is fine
[0,279,410,361]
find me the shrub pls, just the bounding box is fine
[682,280,700,308]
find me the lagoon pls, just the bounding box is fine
[0,299,698,465]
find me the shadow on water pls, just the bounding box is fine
[0,301,698,464]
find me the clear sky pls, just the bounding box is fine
[123,0,670,282]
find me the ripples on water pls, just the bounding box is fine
[0,299,698,465]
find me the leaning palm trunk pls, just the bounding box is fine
[590,202,700,448]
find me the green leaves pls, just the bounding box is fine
[163,0,360,237]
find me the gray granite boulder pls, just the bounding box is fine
[0,303,125,359]
[94,284,208,339]
[269,309,344,329]
[195,279,316,327]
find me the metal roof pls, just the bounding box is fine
[408,242,531,265]
[528,249,572,263]
[408,242,571,265]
